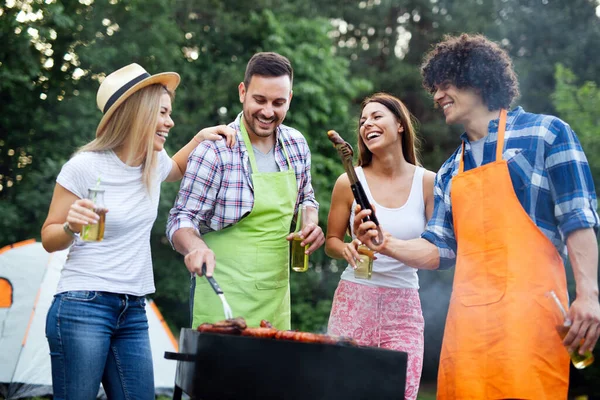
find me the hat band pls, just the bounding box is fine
[103,72,151,114]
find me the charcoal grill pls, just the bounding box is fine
[164,328,407,400]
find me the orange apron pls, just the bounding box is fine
[437,110,570,399]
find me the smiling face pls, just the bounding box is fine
[359,101,404,152]
[239,74,292,139]
[433,82,487,126]
[153,92,174,151]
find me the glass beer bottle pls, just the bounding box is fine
[547,290,595,369]
[290,205,309,272]
[80,187,107,242]
[354,244,374,280]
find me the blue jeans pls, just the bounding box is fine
[45,291,154,400]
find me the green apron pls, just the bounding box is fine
[192,119,298,330]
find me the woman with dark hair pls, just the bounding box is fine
[41,63,235,399]
[325,93,435,400]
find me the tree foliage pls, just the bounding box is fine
[2,0,600,392]
[551,62,600,397]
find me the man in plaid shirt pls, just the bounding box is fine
[355,34,599,398]
[167,52,324,329]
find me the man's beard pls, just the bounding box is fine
[244,110,277,138]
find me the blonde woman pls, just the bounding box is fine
[326,93,435,400]
[41,63,234,400]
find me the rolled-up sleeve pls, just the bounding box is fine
[546,121,599,238]
[421,170,457,270]
[166,143,222,246]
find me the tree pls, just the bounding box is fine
[3,1,600,391]
[500,0,600,112]
[151,6,371,331]
[552,63,600,398]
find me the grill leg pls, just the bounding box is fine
[172,384,183,400]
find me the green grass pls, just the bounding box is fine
[417,383,437,400]
[417,391,437,400]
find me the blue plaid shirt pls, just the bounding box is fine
[166,113,318,244]
[422,107,599,270]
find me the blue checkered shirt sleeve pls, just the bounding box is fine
[546,120,599,238]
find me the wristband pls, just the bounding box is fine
[193,135,202,143]
[63,222,79,238]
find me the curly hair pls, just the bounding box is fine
[420,34,519,110]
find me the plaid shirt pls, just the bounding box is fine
[166,113,318,243]
[422,107,599,270]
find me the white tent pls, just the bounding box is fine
[0,240,177,399]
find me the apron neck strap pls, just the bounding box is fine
[240,117,292,172]
[496,108,507,161]
[459,109,508,173]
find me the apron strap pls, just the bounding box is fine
[458,109,508,173]
[240,117,292,171]
[496,109,507,160]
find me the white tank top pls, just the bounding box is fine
[340,166,426,288]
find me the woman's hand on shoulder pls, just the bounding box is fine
[195,125,236,148]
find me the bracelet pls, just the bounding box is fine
[63,222,79,238]
[193,135,202,143]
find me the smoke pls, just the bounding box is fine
[418,268,454,381]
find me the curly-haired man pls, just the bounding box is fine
[355,33,599,398]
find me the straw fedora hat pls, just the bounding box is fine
[96,63,180,136]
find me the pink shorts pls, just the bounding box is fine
[327,280,424,400]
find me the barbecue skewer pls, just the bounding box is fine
[327,130,384,246]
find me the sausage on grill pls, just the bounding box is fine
[197,318,357,346]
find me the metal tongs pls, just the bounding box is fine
[327,130,384,246]
[201,263,234,319]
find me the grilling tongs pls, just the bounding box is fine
[327,130,384,246]
[201,263,234,319]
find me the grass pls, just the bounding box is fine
[417,382,437,400]
[417,390,437,400]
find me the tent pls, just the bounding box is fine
[0,240,178,399]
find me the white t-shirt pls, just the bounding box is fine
[55,149,172,296]
[340,166,426,289]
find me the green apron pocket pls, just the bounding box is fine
[255,280,288,290]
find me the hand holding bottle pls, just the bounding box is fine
[80,187,108,242]
[290,205,310,272]
[66,198,100,235]
[547,290,595,369]
[286,206,324,255]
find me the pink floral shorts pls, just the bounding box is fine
[327,280,424,400]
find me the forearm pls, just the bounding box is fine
[305,206,319,225]
[172,136,202,177]
[41,223,75,253]
[172,227,209,256]
[381,237,440,270]
[325,236,347,259]
[567,228,599,299]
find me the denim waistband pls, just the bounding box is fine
[97,291,145,301]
